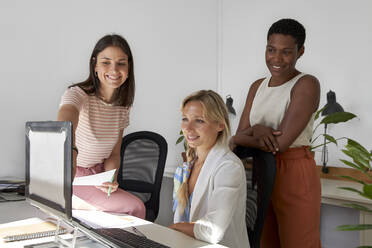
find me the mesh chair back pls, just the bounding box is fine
[118,131,167,222]
[121,139,159,202]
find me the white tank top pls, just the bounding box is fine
[249,73,314,148]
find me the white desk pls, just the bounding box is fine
[0,201,226,248]
[321,178,372,246]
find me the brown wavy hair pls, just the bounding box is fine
[70,34,135,107]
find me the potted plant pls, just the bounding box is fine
[310,109,357,152]
[335,139,372,246]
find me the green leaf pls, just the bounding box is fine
[320,112,357,125]
[341,185,372,200]
[179,130,183,135]
[346,142,371,162]
[314,106,326,121]
[360,193,372,200]
[339,158,372,182]
[336,224,372,231]
[336,175,365,185]
[310,134,322,145]
[342,148,370,170]
[312,123,322,136]
[345,139,372,169]
[347,139,371,156]
[363,184,372,200]
[312,137,347,151]
[324,134,338,145]
[339,187,363,195]
[340,159,362,171]
[176,136,184,145]
[343,203,372,213]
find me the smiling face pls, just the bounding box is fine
[95,46,129,99]
[265,34,304,81]
[181,101,224,154]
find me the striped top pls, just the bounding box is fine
[60,86,130,168]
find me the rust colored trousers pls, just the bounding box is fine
[261,146,321,248]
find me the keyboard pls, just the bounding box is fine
[95,228,170,248]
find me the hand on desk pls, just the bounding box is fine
[169,222,195,238]
[96,181,118,194]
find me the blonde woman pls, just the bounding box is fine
[170,90,249,248]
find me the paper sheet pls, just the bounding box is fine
[72,169,116,186]
[72,210,148,228]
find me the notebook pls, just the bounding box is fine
[0,220,67,242]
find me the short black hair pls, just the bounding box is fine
[267,18,306,50]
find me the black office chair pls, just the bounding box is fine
[118,131,168,222]
[234,146,276,248]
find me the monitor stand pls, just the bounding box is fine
[54,219,79,248]
[24,219,105,248]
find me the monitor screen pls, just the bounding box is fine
[25,121,72,220]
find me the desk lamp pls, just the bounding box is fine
[225,95,236,115]
[321,90,344,173]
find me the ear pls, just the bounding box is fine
[297,46,305,59]
[217,122,225,132]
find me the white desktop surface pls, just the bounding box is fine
[321,178,372,207]
[0,201,226,248]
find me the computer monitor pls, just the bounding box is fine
[25,121,72,220]
[24,121,128,247]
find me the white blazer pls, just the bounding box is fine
[174,143,249,248]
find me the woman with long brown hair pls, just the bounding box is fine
[57,34,145,218]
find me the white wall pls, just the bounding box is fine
[0,0,218,179]
[2,0,372,180]
[221,0,372,167]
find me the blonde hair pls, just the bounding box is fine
[177,90,230,213]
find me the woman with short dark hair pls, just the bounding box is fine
[231,19,321,247]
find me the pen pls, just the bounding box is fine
[131,226,146,238]
[107,173,115,197]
